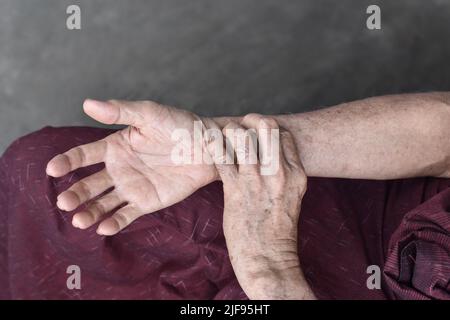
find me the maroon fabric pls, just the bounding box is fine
[384,189,450,299]
[0,126,449,300]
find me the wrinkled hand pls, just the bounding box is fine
[46,100,217,235]
[206,114,315,300]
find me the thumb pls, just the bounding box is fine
[83,99,147,127]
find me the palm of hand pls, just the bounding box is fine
[104,111,216,212]
[46,100,216,235]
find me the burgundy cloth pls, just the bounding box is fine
[0,126,449,300]
[384,189,450,299]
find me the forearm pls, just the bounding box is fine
[213,92,450,179]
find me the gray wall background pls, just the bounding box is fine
[1,0,450,153]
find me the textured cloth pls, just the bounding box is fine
[384,189,450,299]
[0,126,449,300]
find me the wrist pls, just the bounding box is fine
[242,263,316,300]
[229,248,315,300]
[226,234,315,300]
[238,250,301,279]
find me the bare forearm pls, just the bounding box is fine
[213,92,450,179]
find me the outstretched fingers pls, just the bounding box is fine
[56,169,114,211]
[72,190,124,229]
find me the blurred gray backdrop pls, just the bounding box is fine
[1,0,450,153]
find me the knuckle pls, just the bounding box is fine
[242,113,262,124]
[76,180,91,200]
[114,212,129,228]
[73,147,86,165]
[91,201,106,216]
[222,121,238,134]
[260,117,279,129]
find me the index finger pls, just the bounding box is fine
[46,139,107,177]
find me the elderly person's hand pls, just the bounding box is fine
[46,99,218,235]
[207,114,315,300]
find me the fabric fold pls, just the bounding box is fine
[384,189,450,299]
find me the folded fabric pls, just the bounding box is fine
[384,189,450,299]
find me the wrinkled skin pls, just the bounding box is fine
[47,99,217,235]
[206,114,315,299]
[47,100,315,299]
